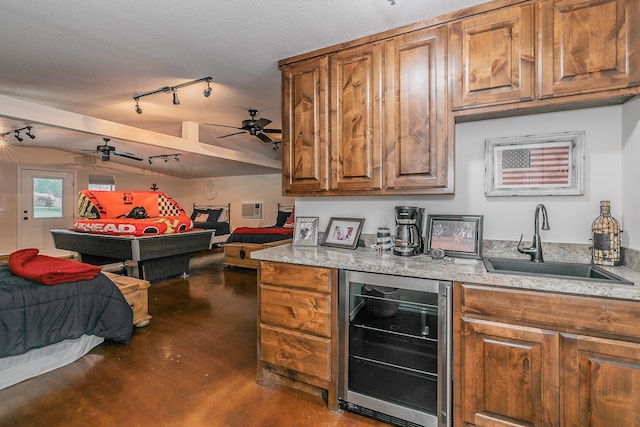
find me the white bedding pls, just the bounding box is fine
[0,334,104,390]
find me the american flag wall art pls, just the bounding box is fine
[485,131,584,197]
[496,142,571,187]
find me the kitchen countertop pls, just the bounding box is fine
[251,243,640,301]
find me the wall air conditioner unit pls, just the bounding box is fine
[241,202,263,219]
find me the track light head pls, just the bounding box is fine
[134,98,142,114]
[14,131,23,142]
[25,127,35,139]
[172,90,180,105]
[203,81,212,98]
[148,158,152,164]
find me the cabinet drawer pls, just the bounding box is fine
[261,285,330,337]
[260,261,331,292]
[461,283,640,340]
[260,324,331,381]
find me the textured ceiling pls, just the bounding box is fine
[0,0,488,177]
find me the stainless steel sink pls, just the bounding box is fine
[483,257,633,284]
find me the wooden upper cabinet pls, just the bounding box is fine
[539,0,640,97]
[450,3,535,109]
[329,43,383,191]
[385,26,452,192]
[281,56,329,195]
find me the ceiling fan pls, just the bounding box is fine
[84,138,143,161]
[206,109,282,148]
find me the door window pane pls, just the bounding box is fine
[33,177,63,218]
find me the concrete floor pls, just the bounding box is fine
[0,252,386,427]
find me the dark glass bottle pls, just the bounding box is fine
[591,200,621,266]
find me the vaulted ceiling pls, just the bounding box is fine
[0,0,487,178]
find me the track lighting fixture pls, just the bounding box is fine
[1,125,35,142]
[132,76,212,114]
[147,153,182,164]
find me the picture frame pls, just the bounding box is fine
[292,216,319,247]
[425,214,484,259]
[485,131,584,196]
[321,217,365,250]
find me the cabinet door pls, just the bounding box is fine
[539,0,640,97]
[450,4,534,109]
[281,56,329,194]
[384,26,452,192]
[562,334,640,426]
[461,317,560,427]
[329,43,383,191]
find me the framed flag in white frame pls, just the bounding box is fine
[485,131,584,197]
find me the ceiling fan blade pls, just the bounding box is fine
[254,118,272,129]
[113,152,143,161]
[205,123,243,130]
[218,131,246,139]
[262,129,282,134]
[256,132,273,144]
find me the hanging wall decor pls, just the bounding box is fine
[485,131,584,197]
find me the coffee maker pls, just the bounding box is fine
[393,206,424,256]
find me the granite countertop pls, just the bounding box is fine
[251,243,640,301]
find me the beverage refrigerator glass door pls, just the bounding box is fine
[338,270,452,427]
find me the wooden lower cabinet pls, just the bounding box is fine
[256,261,339,411]
[456,282,640,427]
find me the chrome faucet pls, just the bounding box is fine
[517,204,550,262]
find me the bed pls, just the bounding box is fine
[190,203,231,246]
[0,255,134,390]
[223,204,294,269]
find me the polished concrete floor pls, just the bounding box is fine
[0,253,385,427]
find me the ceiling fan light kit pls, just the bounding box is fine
[132,76,212,114]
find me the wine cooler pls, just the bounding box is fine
[338,270,452,427]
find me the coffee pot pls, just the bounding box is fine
[393,206,424,256]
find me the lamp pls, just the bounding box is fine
[1,125,35,142]
[132,76,212,114]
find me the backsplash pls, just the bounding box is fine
[359,234,640,272]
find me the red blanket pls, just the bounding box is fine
[9,248,102,285]
[232,227,293,236]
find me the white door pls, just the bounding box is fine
[18,168,76,256]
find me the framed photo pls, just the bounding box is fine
[321,217,365,250]
[293,216,319,247]
[425,214,484,259]
[485,131,584,196]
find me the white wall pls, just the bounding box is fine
[296,105,625,245]
[622,96,640,250]
[181,175,293,229]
